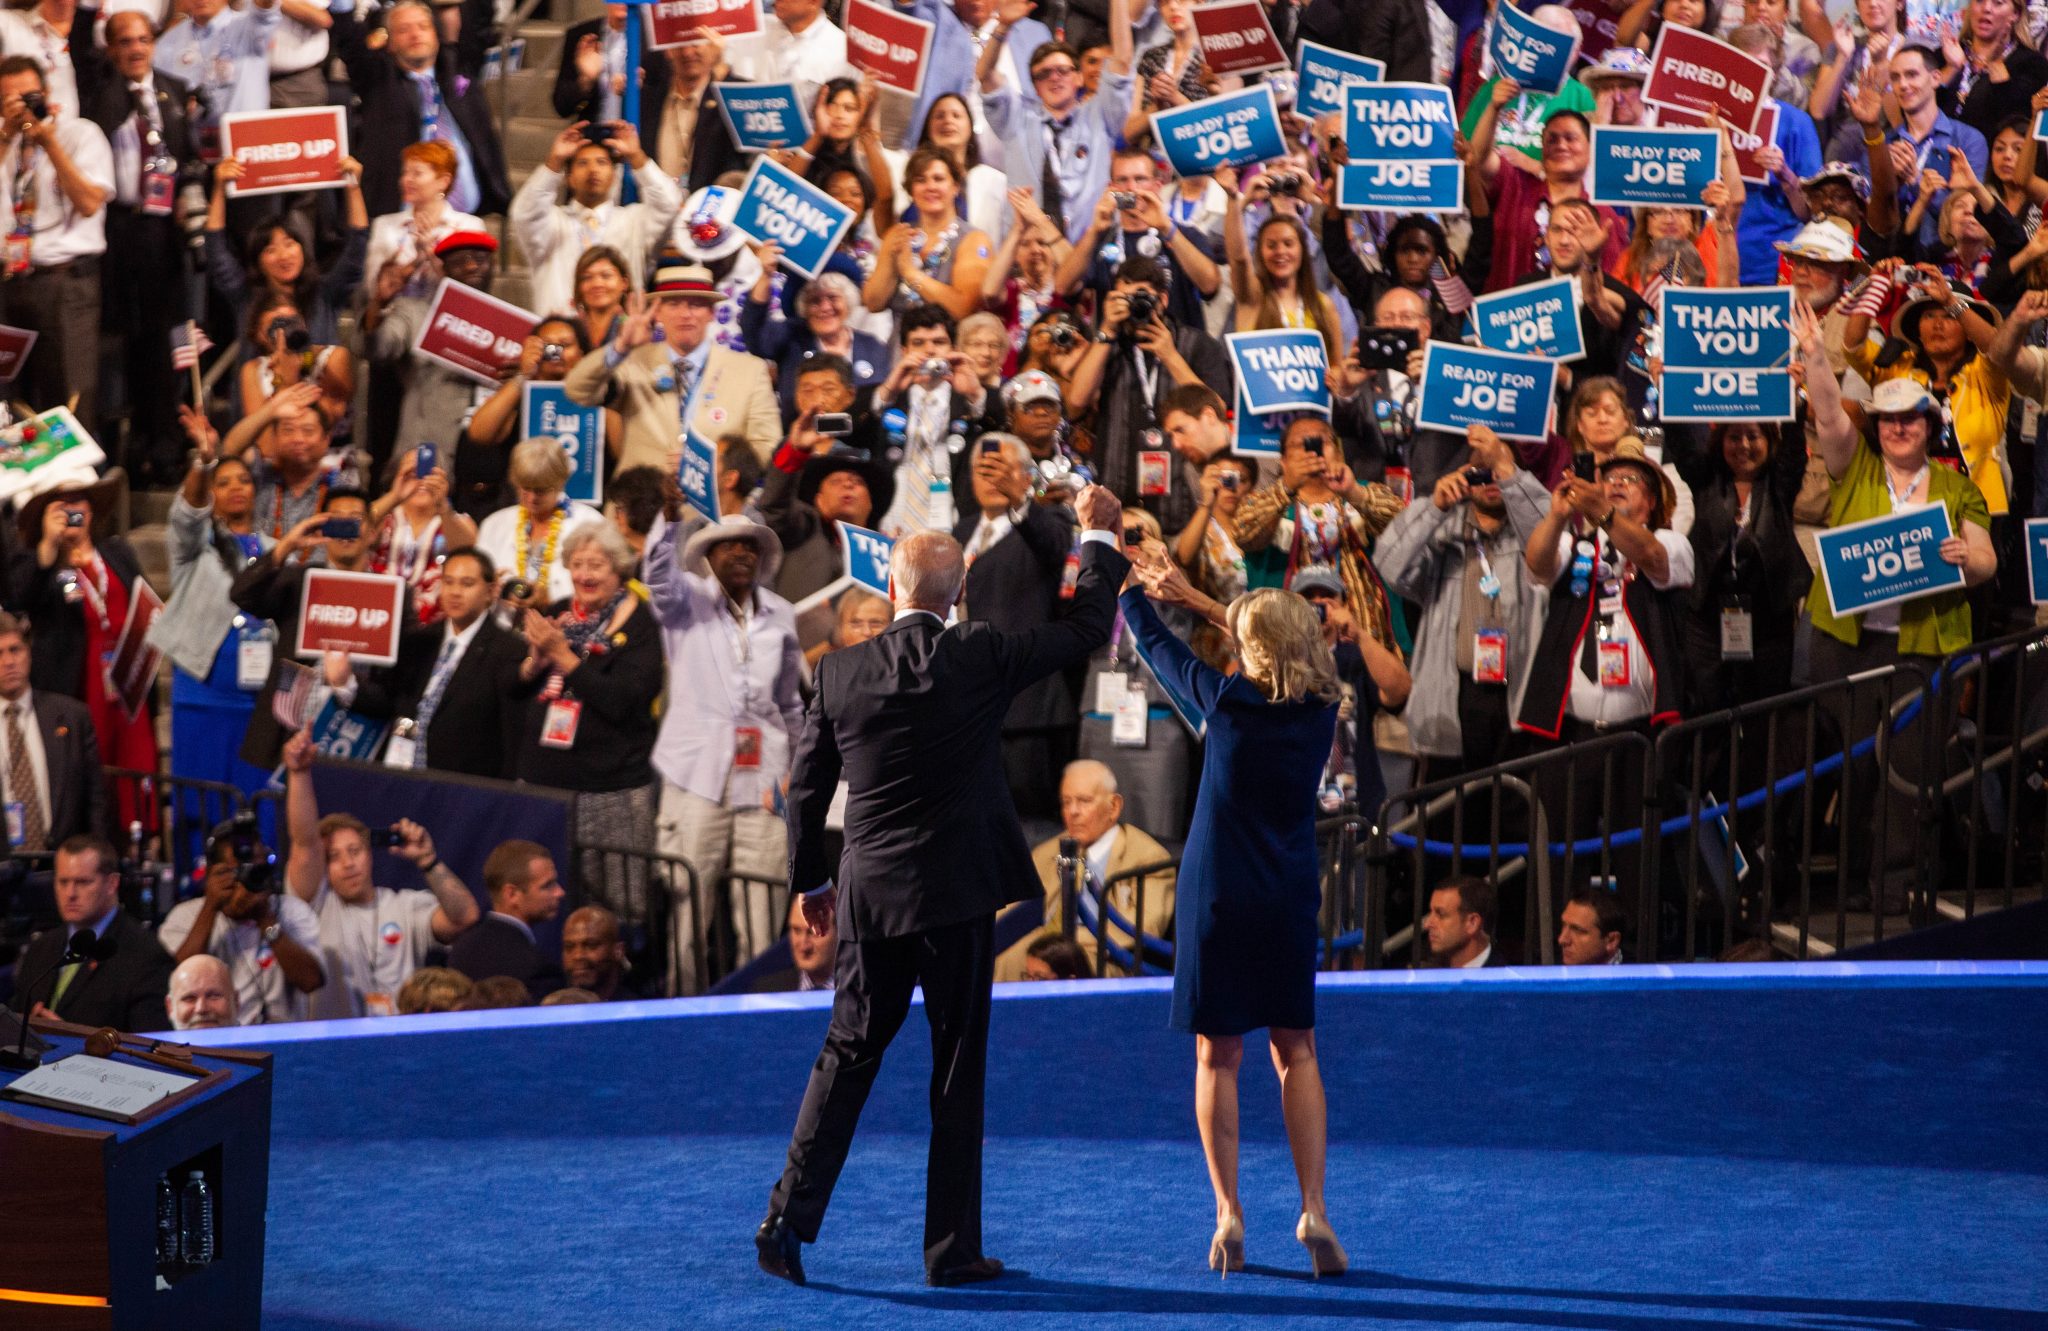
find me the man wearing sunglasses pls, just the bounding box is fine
[980,0,1134,244]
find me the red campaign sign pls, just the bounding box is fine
[844,0,934,97]
[1565,0,1618,62]
[295,570,407,666]
[108,578,163,722]
[1656,102,1780,185]
[220,106,350,197]
[644,0,761,49]
[1642,26,1771,135]
[1190,1,1290,77]
[411,279,539,387]
[0,323,34,382]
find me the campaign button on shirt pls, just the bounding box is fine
[381,921,405,947]
[257,947,276,970]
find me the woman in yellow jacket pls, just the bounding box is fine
[1842,263,2012,515]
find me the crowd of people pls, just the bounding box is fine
[4,0,2047,1021]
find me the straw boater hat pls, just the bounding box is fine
[1582,48,1652,83]
[647,253,721,300]
[682,516,783,585]
[1894,288,1998,348]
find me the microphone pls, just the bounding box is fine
[0,926,109,1073]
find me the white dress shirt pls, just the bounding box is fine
[109,75,163,209]
[266,7,329,73]
[0,9,80,113]
[725,12,853,111]
[509,158,683,315]
[157,892,324,1025]
[0,115,114,265]
[0,688,52,833]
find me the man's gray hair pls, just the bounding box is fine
[560,520,637,576]
[977,432,1033,470]
[1064,758,1118,795]
[890,530,965,612]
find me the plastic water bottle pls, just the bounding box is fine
[178,1170,214,1265]
[155,1174,179,1266]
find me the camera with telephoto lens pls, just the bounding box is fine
[1463,465,1495,487]
[503,577,535,603]
[206,814,277,896]
[1123,289,1158,329]
[1267,171,1303,197]
[266,314,312,354]
[19,91,47,121]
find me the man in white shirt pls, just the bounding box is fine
[0,53,112,430]
[725,0,852,112]
[281,732,483,1017]
[511,119,681,317]
[159,821,326,1025]
[267,0,335,108]
[151,0,280,153]
[1422,876,1499,968]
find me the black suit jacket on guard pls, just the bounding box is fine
[785,539,1128,942]
[350,616,527,779]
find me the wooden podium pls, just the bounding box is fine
[0,1019,272,1330]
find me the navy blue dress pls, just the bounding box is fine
[1123,591,1339,1036]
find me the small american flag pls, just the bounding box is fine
[271,661,316,731]
[1640,270,1667,314]
[171,322,213,370]
[1843,272,1891,318]
[1429,259,1474,316]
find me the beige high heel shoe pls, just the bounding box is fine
[1295,1212,1348,1278]
[1208,1214,1244,1277]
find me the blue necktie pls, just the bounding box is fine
[411,638,461,768]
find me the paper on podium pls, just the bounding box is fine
[3,1053,200,1121]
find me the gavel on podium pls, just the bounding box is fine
[84,1028,200,1075]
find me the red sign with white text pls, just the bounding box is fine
[0,323,34,381]
[411,279,539,387]
[220,106,350,196]
[1565,0,1619,61]
[844,0,934,97]
[1642,26,1771,135]
[644,0,762,49]
[1656,102,1781,185]
[1190,1,1290,77]
[295,570,407,665]
[109,579,163,721]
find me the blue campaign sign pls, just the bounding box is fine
[730,156,857,279]
[1294,40,1383,120]
[523,382,604,505]
[1489,3,1582,96]
[1231,384,1289,457]
[1659,367,1795,422]
[1336,159,1465,212]
[715,81,810,151]
[1587,125,1721,208]
[2035,107,2048,142]
[1227,329,1329,415]
[1469,275,1585,362]
[2026,518,2048,604]
[1414,342,1560,442]
[1659,285,1792,370]
[305,697,389,765]
[1815,503,1966,618]
[1342,82,1459,163]
[836,521,893,595]
[1150,85,1287,177]
[676,429,719,525]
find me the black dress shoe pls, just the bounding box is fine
[756,1213,806,1286]
[927,1256,1007,1287]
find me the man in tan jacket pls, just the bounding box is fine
[562,257,782,472]
[994,760,1177,980]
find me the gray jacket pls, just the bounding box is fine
[1373,470,1550,759]
[370,295,486,458]
[145,493,274,680]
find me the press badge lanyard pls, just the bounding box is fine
[1884,463,1929,512]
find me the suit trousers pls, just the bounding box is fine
[2,257,100,437]
[771,913,995,1276]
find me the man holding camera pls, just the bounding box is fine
[0,54,113,432]
[871,305,999,538]
[1056,148,1220,328]
[1332,285,1469,504]
[158,822,326,1025]
[511,118,681,317]
[1373,425,1551,780]
[281,732,482,1017]
[1066,256,1231,532]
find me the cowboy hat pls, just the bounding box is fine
[682,515,783,585]
[14,466,127,546]
[796,450,895,522]
[1598,438,1678,528]
[1895,290,1997,348]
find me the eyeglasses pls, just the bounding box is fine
[1032,63,1077,81]
[1607,472,1652,491]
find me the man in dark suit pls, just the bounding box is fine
[552,4,670,124]
[331,0,509,217]
[86,10,199,484]
[757,485,1129,1287]
[8,835,170,1032]
[348,548,523,777]
[954,435,1080,822]
[641,40,740,193]
[0,613,106,852]
[1298,0,1435,83]
[446,840,566,1001]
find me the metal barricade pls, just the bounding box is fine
[574,837,689,998]
[1091,858,1177,977]
[103,769,252,913]
[1923,624,2048,928]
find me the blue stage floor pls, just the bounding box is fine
[205,965,2048,1331]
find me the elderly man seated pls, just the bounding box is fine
[164,955,237,1032]
[994,760,1176,980]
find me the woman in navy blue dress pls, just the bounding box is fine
[1123,567,1407,1279]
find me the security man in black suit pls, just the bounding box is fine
[348,548,524,778]
[0,612,106,853]
[85,10,200,484]
[757,484,1129,1288]
[8,835,170,1033]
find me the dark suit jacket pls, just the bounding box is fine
[1300,0,1434,82]
[552,16,671,123]
[84,68,196,175]
[952,502,1078,731]
[641,81,743,195]
[785,539,1128,941]
[351,617,526,779]
[446,913,562,1001]
[9,912,172,1034]
[32,690,108,846]
[9,537,146,707]
[331,11,511,216]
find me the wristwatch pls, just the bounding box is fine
[262,921,283,945]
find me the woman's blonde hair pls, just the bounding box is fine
[1227,588,1342,705]
[510,436,574,492]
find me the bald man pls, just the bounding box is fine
[761,489,1130,1287]
[166,956,236,1031]
[996,760,1177,980]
